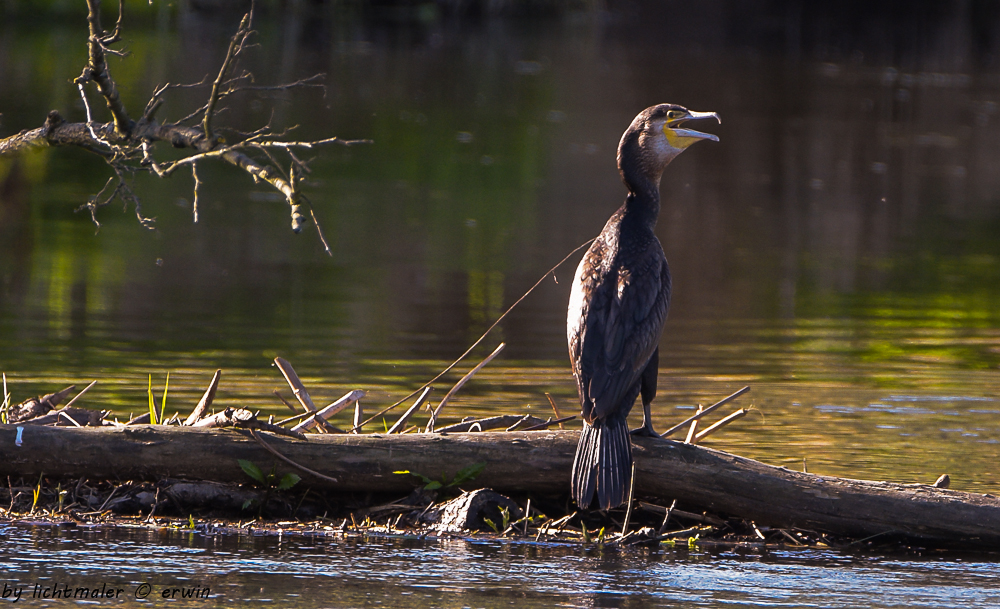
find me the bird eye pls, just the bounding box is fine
[667,111,683,119]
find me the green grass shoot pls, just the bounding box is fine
[31,473,43,513]
[160,371,170,423]
[147,374,157,425]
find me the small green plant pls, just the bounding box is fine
[237,459,301,512]
[238,459,301,490]
[484,505,513,535]
[393,462,486,492]
[31,474,43,514]
[147,372,170,425]
[147,375,157,425]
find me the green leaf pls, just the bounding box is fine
[238,459,266,484]
[160,371,170,423]
[394,470,434,486]
[451,462,486,486]
[424,480,442,491]
[147,374,157,425]
[277,473,301,490]
[241,499,254,511]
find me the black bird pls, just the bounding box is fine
[568,104,720,510]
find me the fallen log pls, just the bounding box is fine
[1,424,998,547]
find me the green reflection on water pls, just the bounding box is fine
[2,4,1000,497]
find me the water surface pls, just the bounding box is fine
[2,523,1000,608]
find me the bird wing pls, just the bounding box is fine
[571,238,670,423]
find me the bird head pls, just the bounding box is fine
[618,104,720,191]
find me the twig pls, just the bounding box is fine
[191,163,202,223]
[291,390,364,433]
[435,414,549,433]
[80,0,130,137]
[426,342,505,432]
[371,239,596,429]
[272,389,299,414]
[636,501,727,527]
[144,487,161,523]
[57,411,83,428]
[351,401,363,434]
[656,525,702,541]
[183,369,221,426]
[694,408,749,443]
[97,485,121,512]
[273,357,316,412]
[250,429,338,484]
[308,207,332,257]
[657,499,677,536]
[63,380,98,409]
[660,386,750,438]
[684,406,703,444]
[504,414,533,432]
[203,12,251,142]
[275,410,313,427]
[386,387,432,434]
[521,415,577,432]
[544,393,566,430]
[621,461,636,536]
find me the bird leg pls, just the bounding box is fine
[630,397,659,437]
[630,348,659,437]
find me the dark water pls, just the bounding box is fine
[2,0,1000,602]
[2,523,1000,608]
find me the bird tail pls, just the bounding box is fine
[571,414,632,510]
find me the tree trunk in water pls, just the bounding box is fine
[2,425,997,546]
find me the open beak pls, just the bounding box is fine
[668,110,721,142]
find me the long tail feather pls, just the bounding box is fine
[572,415,632,510]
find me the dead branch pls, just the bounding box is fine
[273,357,316,412]
[290,390,364,433]
[386,387,432,434]
[660,386,750,438]
[183,370,221,426]
[426,342,506,432]
[0,4,370,243]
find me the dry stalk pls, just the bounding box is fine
[661,386,750,438]
[694,408,749,442]
[183,369,221,426]
[386,387,433,434]
[426,342,505,432]
[273,358,317,412]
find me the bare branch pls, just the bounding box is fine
[78,0,131,137]
[308,206,333,257]
[203,12,252,142]
[191,163,202,223]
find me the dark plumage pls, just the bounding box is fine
[568,104,720,510]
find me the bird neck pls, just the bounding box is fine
[622,178,661,232]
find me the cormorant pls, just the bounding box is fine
[568,104,720,510]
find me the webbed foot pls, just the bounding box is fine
[629,424,658,437]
